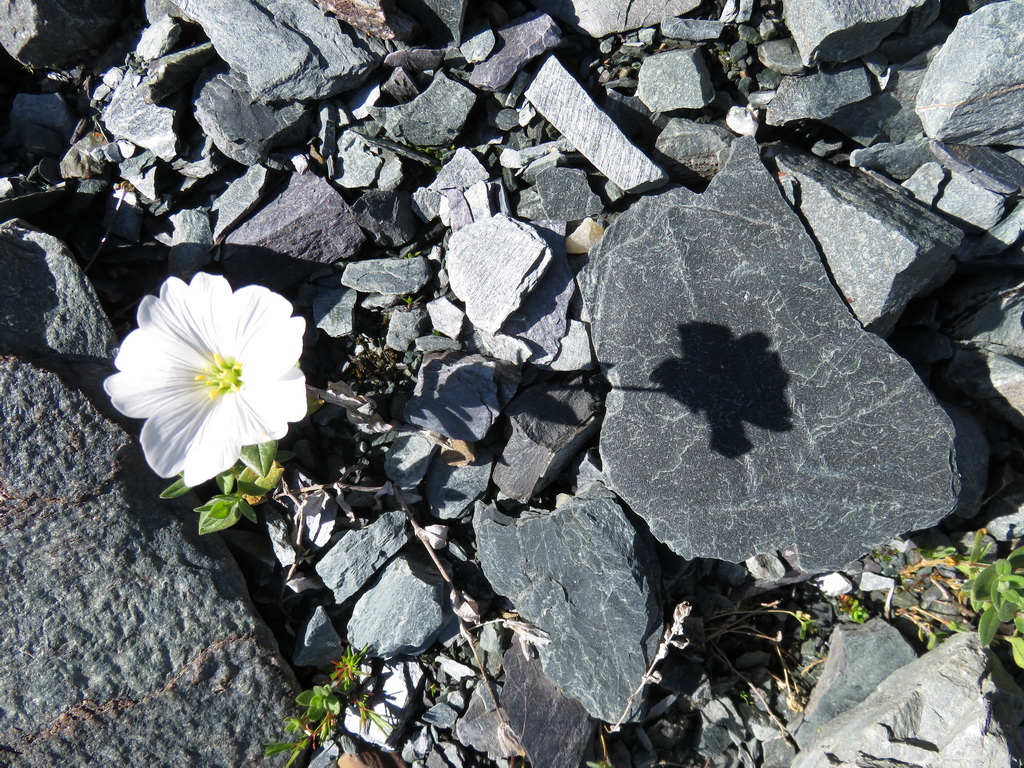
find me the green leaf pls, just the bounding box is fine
[979,604,1001,647]
[1007,547,1024,570]
[265,742,297,756]
[237,497,257,523]
[237,464,285,499]
[1008,636,1024,670]
[968,530,990,566]
[1014,616,1024,635]
[295,690,316,707]
[215,471,236,495]
[972,563,1000,605]
[997,559,1012,576]
[276,449,295,463]
[198,501,241,534]
[240,441,277,477]
[998,599,1017,623]
[159,477,191,499]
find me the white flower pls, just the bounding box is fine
[104,273,307,487]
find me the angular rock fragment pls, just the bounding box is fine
[501,639,596,768]
[340,256,431,295]
[412,147,489,221]
[143,43,218,104]
[470,12,561,92]
[517,167,602,221]
[426,296,465,339]
[315,509,410,604]
[850,137,933,181]
[194,70,310,167]
[474,491,662,723]
[317,0,415,40]
[384,431,437,488]
[660,17,726,41]
[294,606,344,668]
[168,208,212,276]
[935,171,1006,231]
[492,375,602,500]
[210,164,270,240]
[581,138,960,571]
[400,0,466,42]
[424,447,493,519]
[525,57,667,194]
[103,74,178,161]
[386,306,429,351]
[757,37,805,75]
[0,220,116,362]
[222,172,366,290]
[0,0,121,67]
[347,552,453,657]
[176,0,377,102]
[636,48,715,113]
[446,214,553,334]
[353,190,418,246]
[916,0,1024,146]
[945,349,1024,433]
[404,351,519,442]
[333,129,383,189]
[343,659,424,749]
[4,93,73,155]
[795,619,917,747]
[314,286,358,337]
[765,64,873,126]
[784,0,930,65]
[655,118,734,179]
[371,72,476,147]
[791,634,1024,766]
[529,0,700,37]
[768,146,962,336]
[931,141,1024,195]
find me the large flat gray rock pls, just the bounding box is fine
[371,72,476,147]
[528,0,700,37]
[474,491,662,723]
[916,0,1024,146]
[525,56,667,194]
[580,138,960,572]
[0,219,116,363]
[0,0,121,67]
[791,633,1024,767]
[176,0,376,102]
[0,358,296,764]
[766,146,962,337]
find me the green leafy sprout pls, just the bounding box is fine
[160,440,292,534]
[265,646,390,766]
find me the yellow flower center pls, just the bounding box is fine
[195,353,244,399]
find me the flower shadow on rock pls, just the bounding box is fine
[650,322,792,458]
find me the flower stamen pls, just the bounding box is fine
[196,353,245,399]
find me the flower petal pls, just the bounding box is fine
[138,390,219,479]
[105,369,207,421]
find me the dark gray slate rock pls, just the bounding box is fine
[932,141,1024,195]
[294,606,345,668]
[103,73,178,161]
[661,17,726,41]
[935,171,1006,231]
[791,633,1024,766]
[474,491,662,723]
[424,447,493,519]
[353,190,418,247]
[767,146,962,337]
[341,256,431,295]
[979,480,1024,541]
[400,0,466,41]
[223,172,365,291]
[916,0,1024,146]
[314,509,410,604]
[581,138,960,572]
[636,48,715,113]
[470,12,561,92]
[795,619,917,748]
[943,402,989,520]
[176,0,376,102]
[944,349,1024,433]
[0,0,121,67]
[757,37,805,75]
[528,0,700,37]
[211,165,270,240]
[492,375,603,500]
[0,358,296,764]
[0,219,116,363]
[4,93,73,155]
[654,117,734,180]
[784,0,930,65]
[385,432,438,489]
[850,137,934,181]
[168,208,213,276]
[194,69,311,167]
[371,73,476,147]
[517,167,602,222]
[501,639,596,768]
[446,214,553,334]
[143,42,218,103]
[404,351,519,442]
[314,286,358,337]
[525,56,667,194]
[386,306,430,351]
[412,147,489,221]
[766,64,873,126]
[347,552,453,657]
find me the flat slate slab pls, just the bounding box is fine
[0,358,295,764]
[525,56,667,194]
[580,138,960,572]
[528,0,700,37]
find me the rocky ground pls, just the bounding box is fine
[3,0,1024,766]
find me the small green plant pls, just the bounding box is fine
[266,646,389,766]
[161,441,290,533]
[837,594,869,624]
